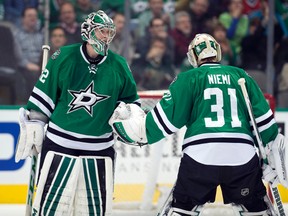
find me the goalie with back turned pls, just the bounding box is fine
[109,33,288,216]
[14,10,140,216]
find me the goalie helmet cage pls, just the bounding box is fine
[112,91,276,215]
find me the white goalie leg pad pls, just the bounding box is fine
[109,102,147,144]
[268,133,288,188]
[232,204,271,216]
[170,205,204,216]
[32,151,81,216]
[74,156,113,216]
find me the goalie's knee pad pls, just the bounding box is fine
[32,151,81,216]
[232,204,272,216]
[74,156,113,216]
[169,205,204,216]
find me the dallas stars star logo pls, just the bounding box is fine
[68,81,110,116]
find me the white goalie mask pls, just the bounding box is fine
[81,10,116,56]
[187,33,221,68]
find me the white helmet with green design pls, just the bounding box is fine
[81,10,116,56]
[187,33,221,68]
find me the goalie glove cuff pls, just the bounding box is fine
[15,108,45,163]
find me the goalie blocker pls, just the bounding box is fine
[32,151,113,216]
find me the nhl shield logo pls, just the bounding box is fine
[241,188,249,196]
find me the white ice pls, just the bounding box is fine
[0,203,287,216]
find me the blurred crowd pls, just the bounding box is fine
[0,0,288,108]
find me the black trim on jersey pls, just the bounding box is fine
[31,92,54,114]
[249,114,274,134]
[47,126,114,143]
[182,137,254,150]
[82,42,104,64]
[256,114,274,128]
[154,106,173,135]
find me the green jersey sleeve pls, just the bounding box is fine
[243,73,278,146]
[146,72,194,143]
[26,49,61,118]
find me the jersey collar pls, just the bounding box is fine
[80,42,107,65]
[199,62,220,67]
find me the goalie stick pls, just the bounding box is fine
[238,78,286,216]
[157,184,174,216]
[25,45,50,216]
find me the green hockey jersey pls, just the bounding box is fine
[27,43,139,151]
[146,63,278,165]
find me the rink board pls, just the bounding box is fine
[0,108,288,204]
[0,184,287,204]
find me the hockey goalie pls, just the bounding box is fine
[109,33,288,216]
[14,10,140,216]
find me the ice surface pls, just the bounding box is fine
[0,203,287,216]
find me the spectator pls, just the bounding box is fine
[274,38,288,108]
[206,0,230,19]
[186,0,211,34]
[248,0,283,45]
[219,0,249,55]
[241,18,267,72]
[137,0,174,38]
[0,21,26,104]
[110,12,135,64]
[242,0,261,15]
[248,0,269,23]
[59,2,82,44]
[136,38,175,90]
[275,0,288,38]
[169,11,194,68]
[133,17,174,73]
[49,26,67,55]
[13,7,44,100]
[175,0,189,11]
[49,0,74,26]
[212,22,237,66]
[4,0,38,27]
[75,0,98,23]
[240,0,273,92]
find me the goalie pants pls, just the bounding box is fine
[172,153,268,212]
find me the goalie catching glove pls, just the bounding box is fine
[15,107,46,163]
[263,133,288,188]
[109,102,147,145]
